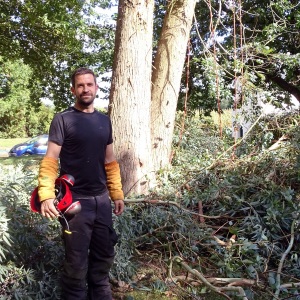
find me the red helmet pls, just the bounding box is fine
[30,174,75,213]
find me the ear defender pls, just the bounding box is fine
[30,174,81,234]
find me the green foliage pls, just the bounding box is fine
[180,0,300,114]
[1,112,300,299]
[25,105,54,137]
[0,58,31,137]
[0,0,116,109]
[0,162,63,299]
[0,58,54,138]
[118,112,300,299]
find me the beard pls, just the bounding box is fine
[76,94,95,107]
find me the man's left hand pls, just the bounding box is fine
[113,200,125,216]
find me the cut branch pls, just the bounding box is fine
[124,198,232,220]
[273,219,296,300]
[169,256,250,300]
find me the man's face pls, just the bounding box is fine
[71,74,98,107]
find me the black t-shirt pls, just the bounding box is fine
[48,107,113,196]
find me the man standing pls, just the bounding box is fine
[37,67,124,299]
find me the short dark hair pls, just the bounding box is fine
[71,67,97,87]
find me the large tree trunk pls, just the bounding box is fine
[109,0,155,196]
[151,0,197,171]
[110,0,196,196]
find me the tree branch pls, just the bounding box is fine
[273,219,296,300]
[169,256,250,300]
[124,198,231,220]
[266,73,300,102]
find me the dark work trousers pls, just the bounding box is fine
[60,192,118,300]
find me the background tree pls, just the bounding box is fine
[0,59,31,137]
[0,0,116,110]
[151,0,197,171]
[0,58,54,138]
[178,0,300,114]
[110,0,197,195]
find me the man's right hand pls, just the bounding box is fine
[41,199,59,219]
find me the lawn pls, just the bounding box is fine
[0,138,28,150]
[0,138,29,157]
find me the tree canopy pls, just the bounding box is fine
[179,0,300,114]
[0,0,116,110]
[1,0,299,116]
[0,58,54,138]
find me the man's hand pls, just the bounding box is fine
[113,200,125,216]
[41,198,59,219]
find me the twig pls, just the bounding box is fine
[124,198,232,220]
[273,219,296,300]
[169,256,249,300]
[207,277,256,286]
[198,201,205,223]
[213,235,236,249]
[279,282,300,289]
[267,134,288,151]
[169,256,231,300]
[170,275,257,288]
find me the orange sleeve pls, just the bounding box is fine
[38,157,59,201]
[105,160,124,201]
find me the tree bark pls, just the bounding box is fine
[151,0,197,170]
[110,0,197,196]
[109,0,155,196]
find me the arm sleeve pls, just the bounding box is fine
[105,160,124,201]
[38,157,59,201]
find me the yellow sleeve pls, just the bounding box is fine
[38,157,59,202]
[105,160,124,201]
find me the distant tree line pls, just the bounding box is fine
[0,58,54,138]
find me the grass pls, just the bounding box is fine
[210,109,232,128]
[0,138,37,160]
[0,138,29,151]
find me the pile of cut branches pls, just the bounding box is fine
[113,111,300,300]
